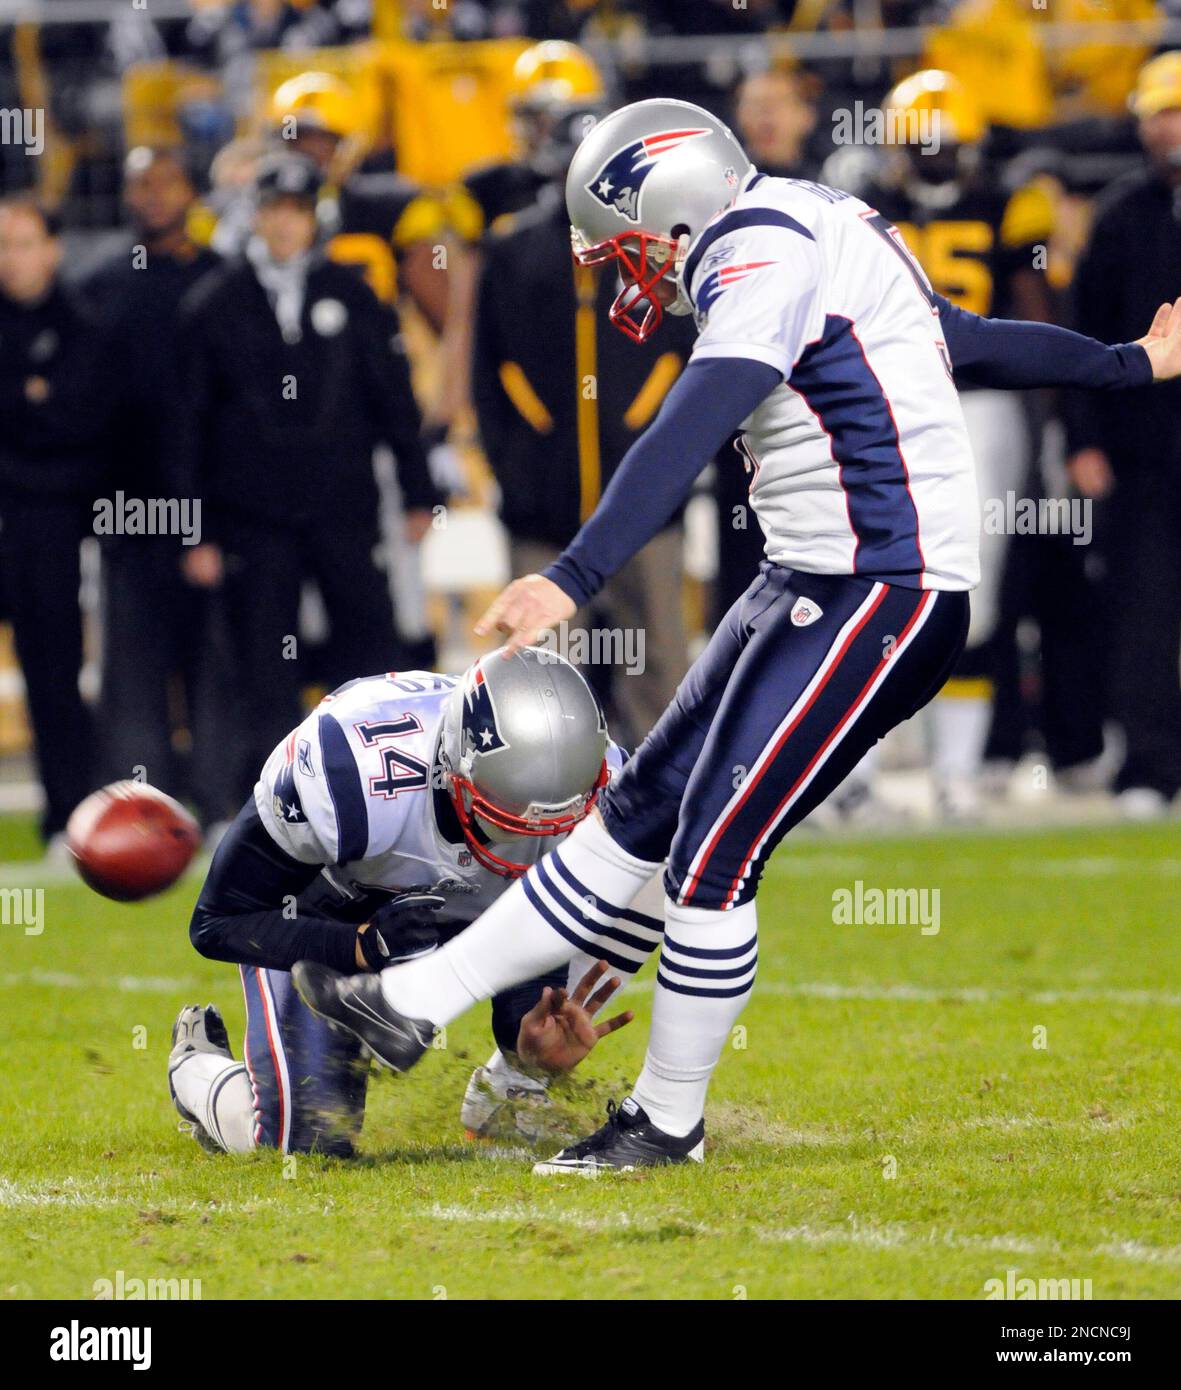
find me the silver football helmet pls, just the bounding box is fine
[566,97,753,342]
[438,648,608,878]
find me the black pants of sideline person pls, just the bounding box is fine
[219,514,406,802]
[99,537,238,828]
[1103,464,1181,798]
[984,524,1106,773]
[0,495,95,840]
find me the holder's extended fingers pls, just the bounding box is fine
[568,959,610,1009]
[593,1010,634,1040]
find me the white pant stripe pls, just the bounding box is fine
[680,582,886,904]
[730,591,937,901]
[256,968,293,1155]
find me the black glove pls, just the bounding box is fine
[356,891,449,971]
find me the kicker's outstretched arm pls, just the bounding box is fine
[936,292,1181,390]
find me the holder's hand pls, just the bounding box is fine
[516,960,633,1073]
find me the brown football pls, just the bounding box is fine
[66,782,201,902]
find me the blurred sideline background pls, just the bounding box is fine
[1,0,1179,839]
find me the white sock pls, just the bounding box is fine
[631,898,757,1138]
[380,813,662,1025]
[930,692,992,784]
[564,869,666,1004]
[171,1052,255,1154]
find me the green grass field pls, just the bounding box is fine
[2,814,1179,1300]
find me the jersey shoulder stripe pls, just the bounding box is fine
[318,711,370,864]
[683,205,816,305]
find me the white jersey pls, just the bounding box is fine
[682,174,980,591]
[256,671,625,924]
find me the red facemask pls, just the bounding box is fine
[446,760,609,878]
[572,229,679,344]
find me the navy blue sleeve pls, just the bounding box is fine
[544,356,781,607]
[189,802,360,973]
[936,294,1152,392]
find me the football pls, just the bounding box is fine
[65,781,201,902]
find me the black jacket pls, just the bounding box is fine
[0,283,116,502]
[83,240,221,503]
[473,193,697,549]
[1065,169,1181,471]
[171,254,438,534]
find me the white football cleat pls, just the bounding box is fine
[461,1051,553,1143]
[168,1004,234,1152]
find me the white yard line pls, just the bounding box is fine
[622,978,1181,1007]
[418,1201,1181,1267]
[0,1177,278,1214]
[0,970,200,992]
[770,855,1181,878]
[4,967,1175,1008]
[7,1179,1178,1271]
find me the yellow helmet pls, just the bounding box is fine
[883,68,986,147]
[270,72,361,141]
[1130,51,1181,119]
[510,40,604,112]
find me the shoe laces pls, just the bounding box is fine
[569,1099,625,1158]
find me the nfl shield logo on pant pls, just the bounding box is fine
[790,596,823,627]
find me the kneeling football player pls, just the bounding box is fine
[168,649,657,1156]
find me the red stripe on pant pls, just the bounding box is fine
[681,584,889,905]
[241,965,287,1151]
[721,589,934,906]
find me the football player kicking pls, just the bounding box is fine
[291,99,1181,1174]
[168,649,652,1157]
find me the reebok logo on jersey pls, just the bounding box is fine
[586,128,711,223]
[791,597,823,627]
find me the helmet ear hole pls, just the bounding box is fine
[670,222,690,240]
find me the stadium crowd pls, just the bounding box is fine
[0,1,1179,851]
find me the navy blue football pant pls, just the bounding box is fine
[237,953,555,1154]
[603,563,969,908]
[239,964,368,1157]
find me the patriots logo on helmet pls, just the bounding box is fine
[585,128,711,223]
[462,662,508,755]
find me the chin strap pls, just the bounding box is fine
[666,233,694,317]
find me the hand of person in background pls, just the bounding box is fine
[181,542,224,588]
[1136,296,1181,381]
[474,573,576,656]
[1067,448,1114,499]
[404,508,434,545]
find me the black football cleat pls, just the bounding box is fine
[291,961,435,1074]
[532,1097,705,1176]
